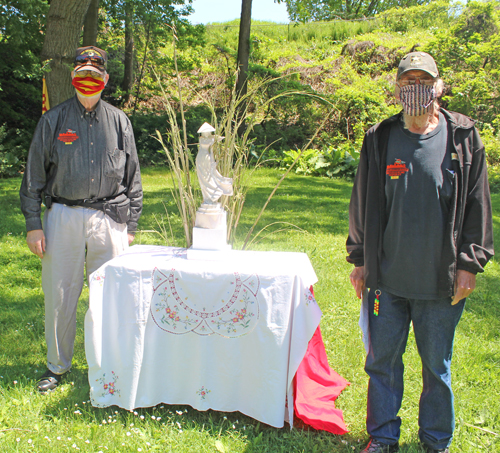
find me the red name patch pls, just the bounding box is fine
[58,129,79,144]
[387,159,409,179]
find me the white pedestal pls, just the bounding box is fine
[188,218,232,261]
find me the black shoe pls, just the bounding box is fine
[424,446,450,453]
[361,439,399,453]
[37,369,65,393]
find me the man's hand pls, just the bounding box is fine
[350,266,365,299]
[26,229,46,259]
[452,269,476,305]
[128,233,135,246]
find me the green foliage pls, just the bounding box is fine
[284,0,433,22]
[280,143,360,179]
[2,1,500,185]
[425,1,500,125]
[0,0,48,158]
[488,165,500,193]
[130,104,213,167]
[377,0,456,33]
[0,124,30,177]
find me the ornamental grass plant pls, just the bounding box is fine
[152,26,334,249]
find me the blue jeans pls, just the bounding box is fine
[365,289,465,450]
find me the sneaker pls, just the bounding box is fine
[361,439,399,453]
[37,369,65,393]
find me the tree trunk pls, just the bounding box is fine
[82,0,99,47]
[236,0,252,135]
[122,0,134,105]
[41,0,92,108]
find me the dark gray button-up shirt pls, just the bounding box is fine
[20,96,143,232]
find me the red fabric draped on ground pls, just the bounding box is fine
[294,326,350,434]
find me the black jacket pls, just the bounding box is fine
[346,109,494,298]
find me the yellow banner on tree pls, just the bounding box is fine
[42,76,50,114]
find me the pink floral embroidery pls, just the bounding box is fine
[304,288,317,306]
[96,371,120,398]
[196,386,211,400]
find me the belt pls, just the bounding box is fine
[51,196,110,209]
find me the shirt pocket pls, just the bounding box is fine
[440,168,456,211]
[104,148,126,180]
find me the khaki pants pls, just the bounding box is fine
[42,203,128,374]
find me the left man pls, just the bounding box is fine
[20,46,143,392]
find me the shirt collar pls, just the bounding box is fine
[74,95,102,121]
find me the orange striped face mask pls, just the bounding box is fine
[72,72,105,97]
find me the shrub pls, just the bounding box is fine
[0,125,31,178]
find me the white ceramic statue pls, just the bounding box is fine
[196,122,233,206]
[188,123,233,257]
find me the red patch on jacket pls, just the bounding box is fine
[58,129,79,144]
[386,159,409,179]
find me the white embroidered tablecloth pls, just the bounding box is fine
[85,245,321,428]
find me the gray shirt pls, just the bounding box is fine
[380,112,452,299]
[20,96,142,232]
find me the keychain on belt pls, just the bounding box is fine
[374,289,381,316]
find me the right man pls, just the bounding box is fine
[346,52,494,453]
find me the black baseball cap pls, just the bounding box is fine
[74,46,107,75]
[397,52,439,79]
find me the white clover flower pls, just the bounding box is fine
[126,432,131,436]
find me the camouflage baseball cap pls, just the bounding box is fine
[397,52,439,79]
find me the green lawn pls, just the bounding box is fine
[1,167,499,452]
